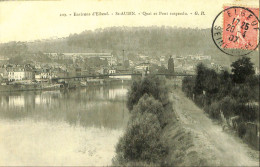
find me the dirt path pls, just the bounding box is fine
[170,89,259,166]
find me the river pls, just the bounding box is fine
[0,84,129,166]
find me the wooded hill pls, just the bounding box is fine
[0,26,259,66]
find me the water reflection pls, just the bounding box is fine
[8,96,25,107]
[0,85,129,129]
[0,119,123,166]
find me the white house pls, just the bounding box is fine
[8,69,33,81]
[108,69,116,74]
[35,71,53,82]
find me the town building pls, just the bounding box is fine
[160,56,166,66]
[108,69,116,74]
[45,52,117,66]
[8,68,33,82]
[134,62,150,73]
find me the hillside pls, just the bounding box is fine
[0,26,259,66]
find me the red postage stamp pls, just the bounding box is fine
[222,6,259,50]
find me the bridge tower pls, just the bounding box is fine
[168,55,174,77]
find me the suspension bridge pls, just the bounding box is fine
[51,73,195,80]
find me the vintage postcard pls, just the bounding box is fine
[0,0,259,166]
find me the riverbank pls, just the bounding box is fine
[0,79,132,92]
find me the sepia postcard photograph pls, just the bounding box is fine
[0,0,259,166]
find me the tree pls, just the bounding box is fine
[204,69,219,93]
[244,75,259,102]
[157,66,168,74]
[207,101,221,119]
[8,55,23,64]
[203,69,220,104]
[182,76,195,98]
[114,112,167,165]
[127,75,169,110]
[217,70,233,100]
[0,42,28,57]
[231,57,255,84]
[220,96,237,119]
[132,94,165,127]
[193,63,207,95]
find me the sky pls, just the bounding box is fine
[0,0,258,43]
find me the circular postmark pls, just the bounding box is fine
[212,6,260,56]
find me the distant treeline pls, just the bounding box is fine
[1,26,258,66]
[66,27,213,56]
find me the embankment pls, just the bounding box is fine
[0,79,132,92]
[162,88,259,166]
[113,78,259,166]
[0,84,47,92]
[162,99,211,166]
